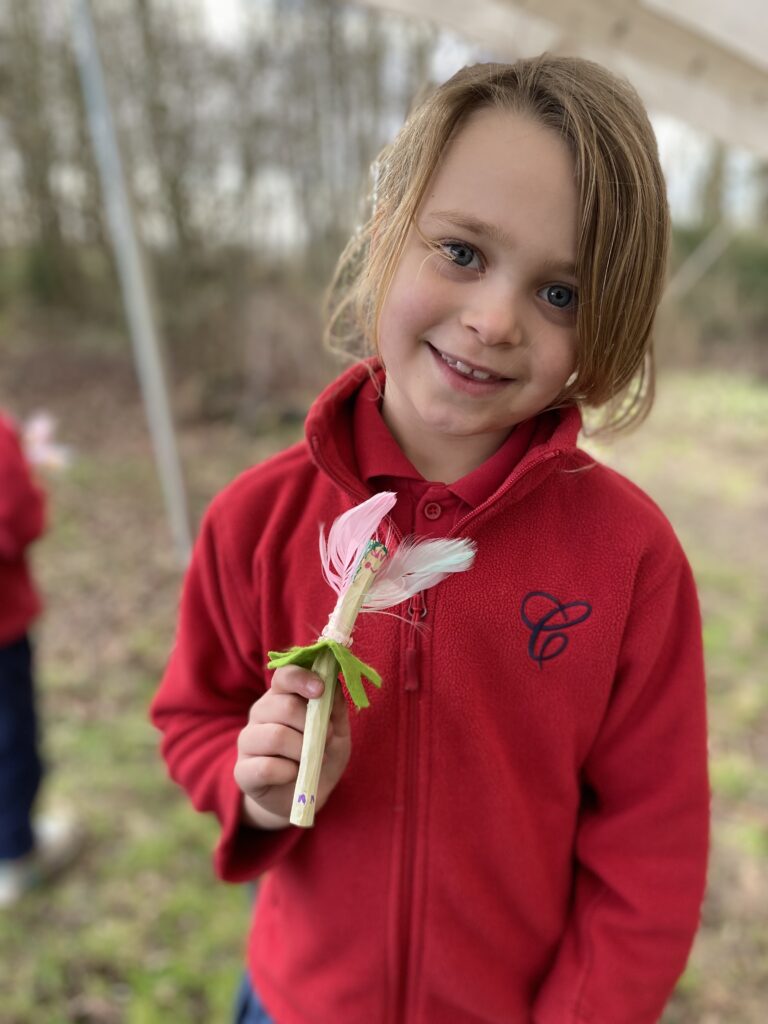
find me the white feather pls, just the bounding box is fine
[319,491,397,595]
[363,536,476,609]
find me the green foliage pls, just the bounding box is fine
[670,227,768,347]
[711,754,768,801]
[23,245,71,305]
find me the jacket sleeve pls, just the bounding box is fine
[150,500,302,881]
[532,546,710,1024]
[0,418,46,561]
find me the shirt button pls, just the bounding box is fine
[423,502,442,520]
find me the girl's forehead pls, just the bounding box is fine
[421,108,578,258]
[433,108,573,195]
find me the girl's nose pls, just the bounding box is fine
[459,281,524,347]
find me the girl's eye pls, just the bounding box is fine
[440,240,482,270]
[540,284,577,310]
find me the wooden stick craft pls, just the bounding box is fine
[267,491,476,828]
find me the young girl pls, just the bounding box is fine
[151,56,709,1023]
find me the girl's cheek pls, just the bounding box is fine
[383,290,423,336]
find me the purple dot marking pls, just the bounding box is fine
[297,794,306,805]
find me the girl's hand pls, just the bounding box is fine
[234,665,351,829]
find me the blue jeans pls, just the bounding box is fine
[233,972,276,1024]
[0,635,42,860]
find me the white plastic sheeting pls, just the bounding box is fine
[355,0,768,158]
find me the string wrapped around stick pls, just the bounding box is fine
[267,491,475,827]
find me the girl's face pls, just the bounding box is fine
[377,107,579,481]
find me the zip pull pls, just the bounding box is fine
[408,592,426,623]
[405,594,427,691]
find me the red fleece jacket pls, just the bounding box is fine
[151,361,709,1024]
[0,413,46,646]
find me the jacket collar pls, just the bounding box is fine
[305,358,584,513]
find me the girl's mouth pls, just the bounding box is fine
[427,343,512,389]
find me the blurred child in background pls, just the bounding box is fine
[0,410,79,907]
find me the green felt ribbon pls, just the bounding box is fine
[267,639,382,710]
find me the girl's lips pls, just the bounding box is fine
[427,342,513,394]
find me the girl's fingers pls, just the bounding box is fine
[269,665,324,699]
[236,672,351,812]
[238,721,303,761]
[248,692,309,730]
[234,754,298,795]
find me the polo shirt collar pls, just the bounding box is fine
[352,373,548,510]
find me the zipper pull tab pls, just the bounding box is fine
[408,592,426,624]
[405,594,427,690]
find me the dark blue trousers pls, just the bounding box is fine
[233,972,275,1024]
[0,635,43,860]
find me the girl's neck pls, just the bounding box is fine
[383,416,513,485]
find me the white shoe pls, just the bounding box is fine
[0,814,84,908]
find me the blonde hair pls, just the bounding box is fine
[324,55,670,432]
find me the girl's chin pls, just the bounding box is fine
[382,379,524,445]
[412,407,516,443]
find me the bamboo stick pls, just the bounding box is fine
[290,540,387,827]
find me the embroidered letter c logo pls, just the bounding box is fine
[520,591,592,668]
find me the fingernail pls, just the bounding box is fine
[307,679,322,697]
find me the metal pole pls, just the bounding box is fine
[71,0,192,563]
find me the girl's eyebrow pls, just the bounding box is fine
[425,209,577,279]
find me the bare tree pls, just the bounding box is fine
[1,0,79,300]
[130,0,199,256]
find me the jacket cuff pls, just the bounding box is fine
[214,772,304,883]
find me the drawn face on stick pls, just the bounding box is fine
[377,108,579,480]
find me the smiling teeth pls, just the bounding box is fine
[440,352,497,381]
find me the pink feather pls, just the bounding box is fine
[319,491,397,595]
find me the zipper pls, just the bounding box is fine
[390,458,552,1019]
[396,592,427,1021]
[390,453,559,1018]
[404,592,425,689]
